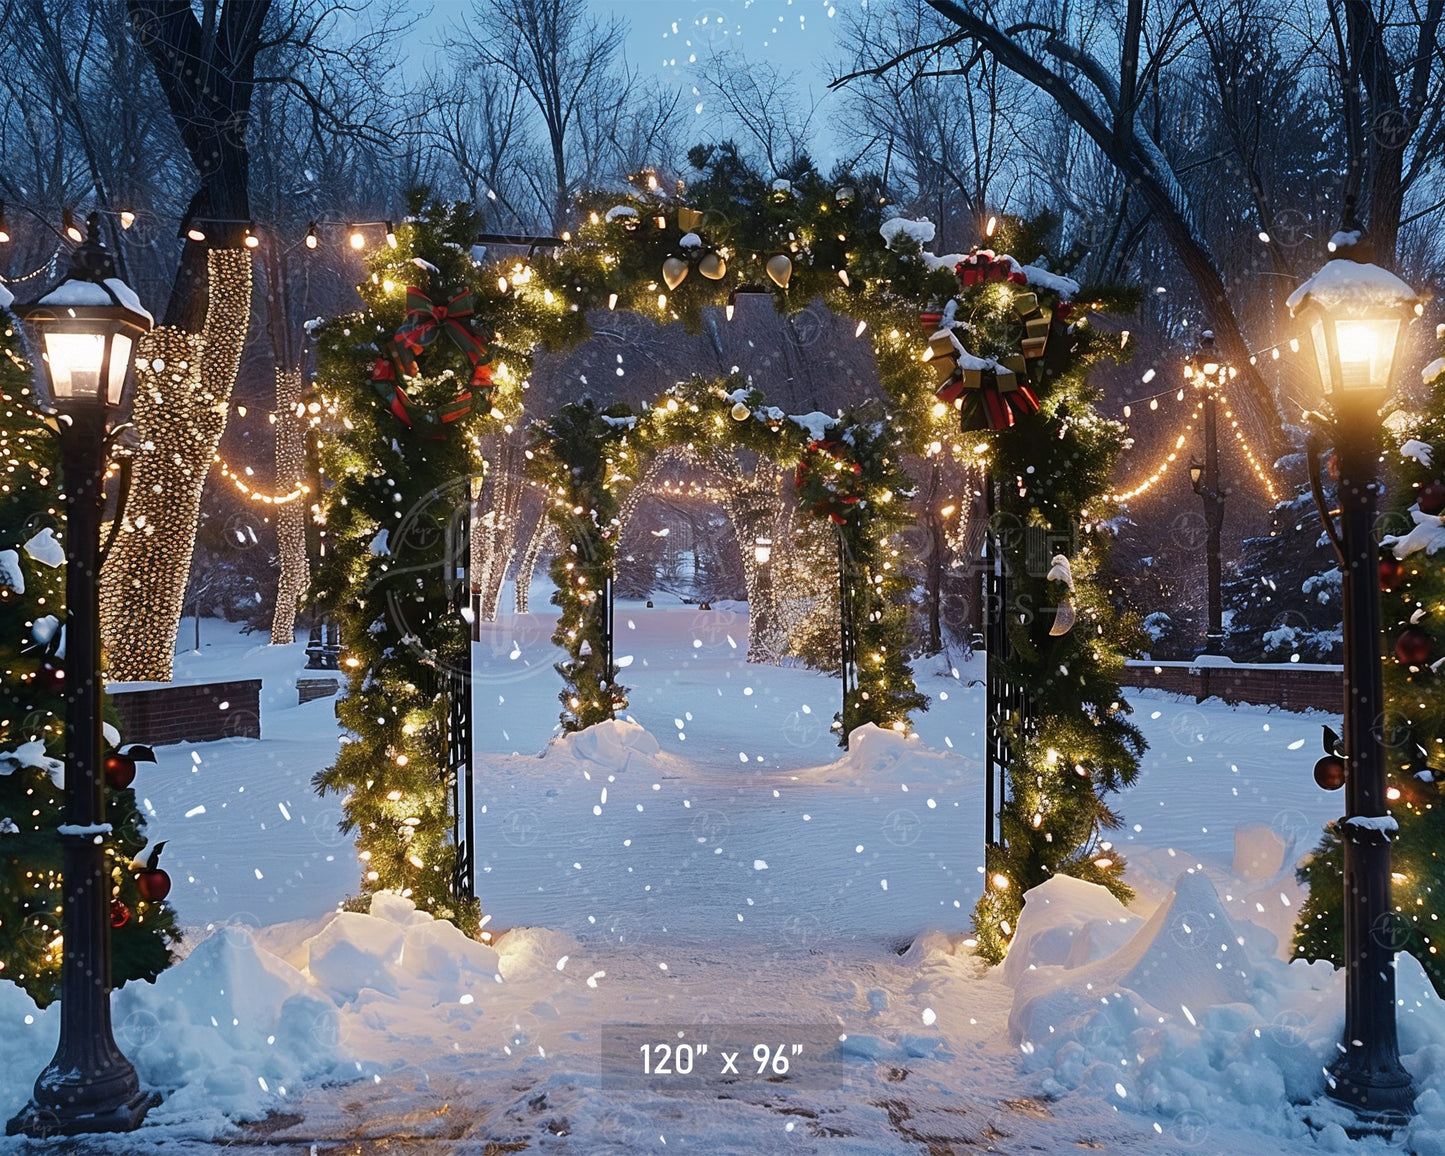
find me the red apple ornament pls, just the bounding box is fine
[110,900,131,928]
[1395,626,1432,666]
[136,841,171,902]
[104,752,136,790]
[1313,754,1347,790]
[1380,552,1405,592]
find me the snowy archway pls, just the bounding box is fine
[525,379,924,741]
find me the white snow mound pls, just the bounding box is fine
[546,718,661,768]
[1011,871,1252,1046]
[112,925,347,1129]
[1001,875,1141,986]
[305,910,406,1000]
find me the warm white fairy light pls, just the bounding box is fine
[213,454,309,504]
[1106,398,1205,502]
[1217,386,1281,503]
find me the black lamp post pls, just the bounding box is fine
[1290,222,1422,1121]
[5,217,158,1137]
[1184,332,1230,653]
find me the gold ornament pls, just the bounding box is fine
[730,401,750,421]
[699,252,727,280]
[765,253,793,288]
[662,257,689,290]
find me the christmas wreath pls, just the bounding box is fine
[371,285,493,437]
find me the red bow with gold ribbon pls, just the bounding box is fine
[954,250,1027,288]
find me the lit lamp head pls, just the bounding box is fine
[1189,330,1224,387]
[12,214,152,415]
[1188,459,1204,492]
[1287,221,1422,406]
[753,537,772,566]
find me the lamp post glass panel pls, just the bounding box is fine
[5,221,159,1137]
[1185,332,1228,654]
[1288,228,1423,1120]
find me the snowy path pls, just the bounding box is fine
[474,607,980,946]
[13,611,1395,1156]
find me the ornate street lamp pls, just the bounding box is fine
[5,216,157,1137]
[1183,332,1230,654]
[1289,220,1422,1122]
[753,537,772,566]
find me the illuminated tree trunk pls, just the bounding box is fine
[269,368,309,644]
[471,433,526,621]
[514,509,551,614]
[710,450,786,665]
[100,249,252,680]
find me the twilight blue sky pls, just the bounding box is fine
[417,0,852,165]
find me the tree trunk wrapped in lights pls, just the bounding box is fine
[100,249,252,681]
[471,430,530,622]
[269,368,309,645]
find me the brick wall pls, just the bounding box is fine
[296,677,340,705]
[109,679,262,746]
[1121,661,1343,714]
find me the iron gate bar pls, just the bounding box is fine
[445,495,476,903]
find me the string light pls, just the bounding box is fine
[1217,386,1282,503]
[212,454,309,504]
[1107,398,1204,502]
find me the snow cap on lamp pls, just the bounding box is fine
[1287,202,1422,400]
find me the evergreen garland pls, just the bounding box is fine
[0,318,178,1005]
[1294,362,1445,995]
[527,378,928,738]
[950,262,1147,963]
[525,398,635,731]
[310,195,506,930]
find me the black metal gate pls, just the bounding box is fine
[983,480,1035,849]
[837,527,859,745]
[445,491,476,903]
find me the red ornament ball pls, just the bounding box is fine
[136,867,171,903]
[109,900,131,929]
[1313,754,1347,791]
[1380,554,1405,592]
[1395,626,1432,666]
[103,753,136,790]
[1419,481,1445,515]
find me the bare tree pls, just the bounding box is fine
[449,0,649,232]
[696,52,818,177]
[841,0,1445,446]
[833,0,1021,248]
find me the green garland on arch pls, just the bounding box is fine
[527,376,927,740]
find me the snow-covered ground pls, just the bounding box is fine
[3,598,1439,1155]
